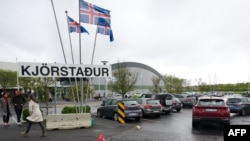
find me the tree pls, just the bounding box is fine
[150,76,162,93]
[109,63,138,98]
[163,74,184,94]
[35,77,55,115]
[19,77,35,93]
[0,69,17,92]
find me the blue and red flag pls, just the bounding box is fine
[68,16,89,34]
[97,26,114,42]
[79,0,111,27]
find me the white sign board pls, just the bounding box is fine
[18,62,112,78]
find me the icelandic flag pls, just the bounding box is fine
[80,0,111,27]
[97,26,114,42]
[68,16,89,34]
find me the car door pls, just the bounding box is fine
[106,99,118,118]
[245,98,250,114]
[102,99,112,117]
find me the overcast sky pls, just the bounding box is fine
[1,0,250,84]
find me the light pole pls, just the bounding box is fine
[140,71,143,93]
[101,61,108,98]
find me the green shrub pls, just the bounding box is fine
[22,108,29,121]
[22,108,44,121]
[61,105,91,114]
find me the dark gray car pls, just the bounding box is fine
[96,98,142,121]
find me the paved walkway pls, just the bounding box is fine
[8,99,102,124]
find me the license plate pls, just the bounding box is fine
[206,109,217,112]
[129,113,137,116]
[153,111,160,113]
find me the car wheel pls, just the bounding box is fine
[240,109,246,116]
[135,117,141,121]
[113,113,118,121]
[155,114,161,118]
[192,120,197,129]
[97,110,102,118]
[176,108,181,112]
[165,111,170,115]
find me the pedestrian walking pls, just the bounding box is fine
[20,94,46,137]
[0,92,12,127]
[12,90,26,126]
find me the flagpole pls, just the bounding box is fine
[91,26,98,65]
[50,0,67,63]
[65,11,80,113]
[79,0,84,113]
[51,0,78,114]
[86,26,98,102]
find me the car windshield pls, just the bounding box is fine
[135,99,142,104]
[147,100,160,104]
[122,100,138,105]
[198,99,224,106]
[175,95,184,98]
[227,98,241,103]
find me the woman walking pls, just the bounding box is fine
[20,94,46,137]
[0,92,12,127]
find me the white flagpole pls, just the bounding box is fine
[79,0,84,113]
[87,26,98,102]
[91,26,98,65]
[65,11,80,113]
[50,0,67,63]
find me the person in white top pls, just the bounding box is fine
[20,94,46,137]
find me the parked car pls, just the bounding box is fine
[226,97,250,116]
[135,98,162,118]
[174,94,196,108]
[172,97,182,112]
[96,98,142,121]
[140,93,173,114]
[192,96,230,129]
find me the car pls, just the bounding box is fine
[172,97,182,112]
[96,98,142,121]
[192,96,230,129]
[135,98,162,118]
[174,94,196,108]
[226,97,250,116]
[140,93,173,114]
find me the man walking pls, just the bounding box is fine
[12,90,26,126]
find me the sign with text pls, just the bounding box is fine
[18,62,112,78]
[224,125,250,141]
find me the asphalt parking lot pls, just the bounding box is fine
[1,98,250,141]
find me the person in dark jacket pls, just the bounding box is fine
[12,90,26,126]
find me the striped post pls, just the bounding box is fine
[117,102,125,125]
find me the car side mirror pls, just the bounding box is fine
[101,102,105,106]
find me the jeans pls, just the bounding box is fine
[14,107,23,123]
[25,121,45,135]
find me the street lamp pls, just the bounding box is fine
[101,61,108,98]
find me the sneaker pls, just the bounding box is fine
[40,134,46,137]
[20,132,27,136]
[17,122,22,126]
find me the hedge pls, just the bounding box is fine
[61,105,91,114]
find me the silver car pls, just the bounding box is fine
[136,98,162,118]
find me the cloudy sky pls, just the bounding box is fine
[1,0,250,84]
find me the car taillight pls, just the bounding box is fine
[193,106,202,113]
[144,104,152,109]
[172,101,177,105]
[136,104,141,108]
